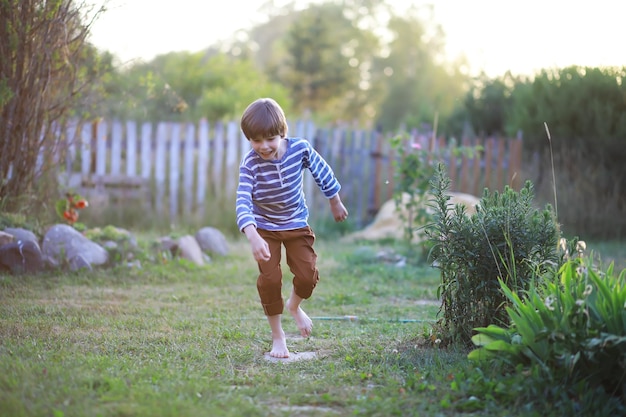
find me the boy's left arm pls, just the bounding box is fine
[329,194,348,222]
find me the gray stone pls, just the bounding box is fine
[4,227,39,246]
[69,254,92,271]
[0,240,44,274]
[195,227,229,256]
[177,235,205,266]
[0,231,14,246]
[42,224,109,267]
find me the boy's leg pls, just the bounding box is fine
[256,229,289,357]
[256,230,284,316]
[286,288,313,338]
[267,314,289,358]
[284,226,317,338]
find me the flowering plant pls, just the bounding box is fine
[469,251,626,402]
[55,192,89,226]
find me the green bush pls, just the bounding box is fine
[426,163,559,345]
[469,255,626,411]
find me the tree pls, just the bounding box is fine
[373,6,468,132]
[95,51,292,123]
[278,3,369,117]
[0,0,104,210]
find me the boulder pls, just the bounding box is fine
[42,224,109,267]
[3,227,39,246]
[0,240,44,274]
[195,226,229,256]
[0,231,14,246]
[177,235,205,266]
[343,192,480,243]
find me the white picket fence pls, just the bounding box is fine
[58,118,522,227]
[60,118,322,223]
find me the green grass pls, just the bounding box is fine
[0,238,556,416]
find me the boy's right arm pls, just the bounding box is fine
[243,225,271,262]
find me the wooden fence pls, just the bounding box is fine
[58,119,523,228]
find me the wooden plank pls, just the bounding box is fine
[212,122,224,197]
[65,121,77,173]
[472,138,482,197]
[169,123,181,222]
[183,123,195,217]
[111,121,122,176]
[508,137,523,190]
[196,119,210,216]
[80,123,91,176]
[460,137,470,193]
[126,121,137,177]
[140,122,152,180]
[352,129,365,227]
[448,139,457,191]
[154,122,167,216]
[495,137,505,191]
[225,121,239,198]
[95,120,107,176]
[484,138,493,190]
[366,130,379,220]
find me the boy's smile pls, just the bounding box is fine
[251,135,286,160]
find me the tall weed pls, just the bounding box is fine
[426,163,559,345]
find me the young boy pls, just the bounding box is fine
[236,98,348,358]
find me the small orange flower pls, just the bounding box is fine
[73,199,88,209]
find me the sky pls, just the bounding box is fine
[87,0,625,77]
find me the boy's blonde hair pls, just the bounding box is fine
[240,98,288,140]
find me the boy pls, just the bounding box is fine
[236,98,348,358]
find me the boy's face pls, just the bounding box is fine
[250,135,283,160]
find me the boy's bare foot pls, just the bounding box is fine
[286,298,313,338]
[269,331,290,358]
[267,314,289,358]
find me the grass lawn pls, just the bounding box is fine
[0,238,548,416]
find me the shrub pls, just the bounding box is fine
[426,163,559,345]
[469,256,626,411]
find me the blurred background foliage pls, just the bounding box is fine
[1,0,625,239]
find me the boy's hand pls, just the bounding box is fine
[243,225,271,262]
[329,194,348,222]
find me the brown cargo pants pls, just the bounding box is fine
[256,226,319,316]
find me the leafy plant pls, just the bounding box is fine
[425,163,559,345]
[469,255,626,407]
[391,134,481,247]
[55,192,89,228]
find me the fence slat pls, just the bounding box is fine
[140,122,152,180]
[95,121,107,176]
[196,120,209,217]
[80,123,91,176]
[154,123,167,216]
[169,123,181,223]
[110,121,122,176]
[126,121,137,177]
[212,122,224,198]
[182,123,195,217]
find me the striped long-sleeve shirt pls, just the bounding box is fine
[236,137,341,232]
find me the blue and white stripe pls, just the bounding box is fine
[236,137,341,232]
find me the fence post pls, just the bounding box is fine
[196,119,210,219]
[183,122,195,218]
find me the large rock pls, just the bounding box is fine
[343,192,480,243]
[0,231,14,246]
[0,240,44,274]
[195,227,229,256]
[42,224,109,267]
[177,235,205,266]
[3,227,39,246]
